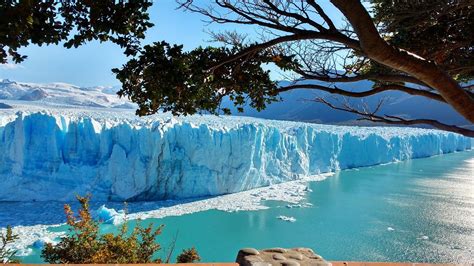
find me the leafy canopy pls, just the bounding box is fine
[113,41,297,116]
[0,0,153,63]
[373,0,474,81]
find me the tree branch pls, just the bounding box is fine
[307,0,337,31]
[261,0,327,32]
[277,83,446,103]
[209,32,360,71]
[330,0,474,123]
[295,70,430,87]
[315,97,474,137]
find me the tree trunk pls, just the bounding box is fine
[330,0,474,124]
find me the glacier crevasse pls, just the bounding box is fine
[0,110,471,201]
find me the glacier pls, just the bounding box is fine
[0,103,471,202]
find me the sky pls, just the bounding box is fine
[0,1,341,87]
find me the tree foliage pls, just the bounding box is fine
[0,0,153,63]
[41,195,199,264]
[176,247,201,263]
[0,225,20,263]
[373,0,474,81]
[113,41,297,116]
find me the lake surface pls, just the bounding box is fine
[4,150,474,264]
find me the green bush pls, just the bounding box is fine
[41,195,199,264]
[176,247,201,263]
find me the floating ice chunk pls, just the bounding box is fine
[32,237,57,249]
[15,248,33,257]
[0,224,65,258]
[286,202,313,208]
[277,215,296,222]
[93,205,126,225]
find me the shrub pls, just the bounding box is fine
[176,247,201,263]
[41,194,200,264]
[41,195,163,264]
[0,225,20,263]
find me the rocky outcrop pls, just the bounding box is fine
[236,247,331,266]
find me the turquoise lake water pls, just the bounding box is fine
[6,150,474,264]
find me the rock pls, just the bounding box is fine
[273,254,287,260]
[289,253,304,260]
[281,260,301,266]
[310,254,323,260]
[246,256,264,262]
[240,248,260,255]
[293,247,315,254]
[244,255,268,266]
[236,248,264,266]
[236,247,330,266]
[263,247,287,253]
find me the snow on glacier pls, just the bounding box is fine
[0,102,471,202]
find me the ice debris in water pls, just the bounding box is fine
[93,205,126,225]
[4,174,326,256]
[277,216,297,222]
[286,202,313,208]
[32,237,57,249]
[0,225,65,257]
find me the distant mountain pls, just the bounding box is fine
[0,78,469,128]
[0,102,12,109]
[0,79,135,109]
[224,80,471,128]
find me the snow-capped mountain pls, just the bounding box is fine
[0,79,136,109]
[1,79,469,129]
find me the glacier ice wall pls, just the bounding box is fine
[0,109,471,201]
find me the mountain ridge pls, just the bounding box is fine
[1,78,469,128]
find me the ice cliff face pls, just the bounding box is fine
[0,106,471,201]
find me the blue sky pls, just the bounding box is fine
[1,1,341,87]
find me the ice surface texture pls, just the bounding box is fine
[0,107,471,201]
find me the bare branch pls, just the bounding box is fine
[295,70,430,87]
[277,83,446,103]
[261,0,327,32]
[307,0,337,31]
[209,32,360,71]
[315,97,474,137]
